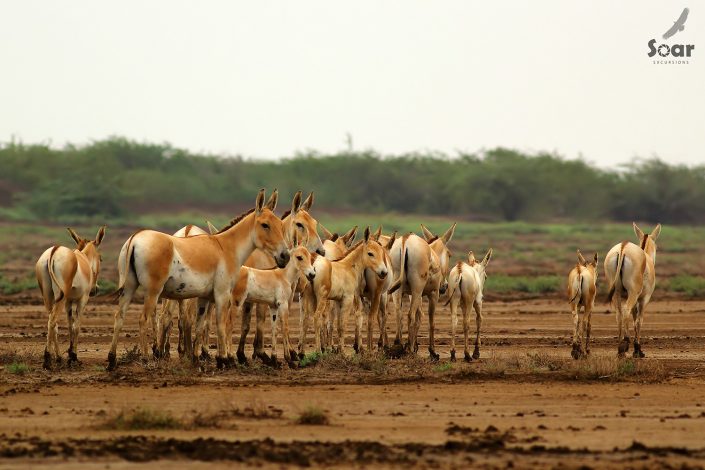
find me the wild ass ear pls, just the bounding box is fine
[265,189,279,211]
[577,249,586,265]
[372,226,382,241]
[363,226,371,243]
[633,222,645,242]
[386,231,397,250]
[420,224,434,241]
[255,189,266,215]
[319,223,334,240]
[481,248,493,267]
[206,220,219,235]
[467,251,476,265]
[651,224,662,241]
[94,226,107,246]
[342,226,358,247]
[441,222,457,244]
[67,228,83,246]
[593,252,599,265]
[291,190,303,215]
[300,192,314,212]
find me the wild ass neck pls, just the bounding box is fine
[213,212,258,268]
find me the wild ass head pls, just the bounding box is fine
[290,232,316,282]
[67,225,106,291]
[577,249,599,279]
[633,222,661,264]
[252,189,290,268]
[467,248,493,291]
[361,227,389,279]
[285,191,325,256]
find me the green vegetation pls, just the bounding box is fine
[6,361,29,375]
[1,137,704,223]
[0,273,36,295]
[487,275,563,294]
[296,406,330,425]
[103,407,182,430]
[667,275,705,297]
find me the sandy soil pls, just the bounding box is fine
[2,298,705,468]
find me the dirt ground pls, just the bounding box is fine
[2,298,705,469]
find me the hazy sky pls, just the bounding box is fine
[1,1,703,166]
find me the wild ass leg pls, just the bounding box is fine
[44,298,63,369]
[180,299,194,360]
[193,298,211,362]
[282,294,297,364]
[354,298,364,354]
[472,300,483,360]
[213,294,232,369]
[68,298,87,364]
[298,286,315,357]
[107,279,137,371]
[377,293,389,349]
[406,292,423,353]
[585,306,593,356]
[157,300,173,359]
[392,291,403,345]
[65,302,75,363]
[237,303,252,364]
[139,290,161,360]
[571,303,581,360]
[337,297,354,354]
[449,297,460,362]
[633,297,648,358]
[427,291,440,361]
[270,304,286,367]
[253,303,271,364]
[462,301,472,362]
[198,303,213,360]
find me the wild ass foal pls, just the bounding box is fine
[228,235,316,366]
[361,228,397,351]
[567,250,598,359]
[36,226,106,369]
[605,222,661,358]
[300,227,389,355]
[389,223,455,359]
[108,189,289,370]
[236,191,325,365]
[446,249,492,361]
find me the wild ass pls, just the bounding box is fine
[445,249,492,361]
[567,250,598,359]
[235,191,325,365]
[605,222,661,358]
[228,235,316,366]
[108,189,289,370]
[389,223,455,359]
[361,228,397,351]
[300,227,389,355]
[36,226,106,369]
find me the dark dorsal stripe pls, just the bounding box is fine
[640,233,649,250]
[216,208,255,234]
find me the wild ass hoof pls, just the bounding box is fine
[225,356,237,368]
[255,351,271,365]
[633,343,646,358]
[385,343,406,359]
[571,343,581,360]
[618,338,630,356]
[464,351,473,363]
[236,350,248,365]
[43,350,52,370]
[353,343,360,354]
[428,348,440,362]
[199,349,211,361]
[472,346,480,360]
[215,356,227,370]
[67,350,79,364]
[270,355,281,369]
[152,344,161,359]
[106,352,117,371]
[287,360,299,370]
[450,349,456,362]
[288,349,298,363]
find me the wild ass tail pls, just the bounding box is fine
[444,263,463,306]
[113,230,143,297]
[568,267,582,305]
[606,243,626,304]
[387,236,408,295]
[46,246,67,302]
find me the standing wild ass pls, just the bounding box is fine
[605,223,661,358]
[300,227,389,355]
[567,250,598,359]
[36,226,106,369]
[361,228,397,351]
[108,189,289,370]
[235,191,325,365]
[389,223,455,359]
[445,249,492,361]
[229,234,316,366]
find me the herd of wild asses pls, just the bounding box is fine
[34,189,661,370]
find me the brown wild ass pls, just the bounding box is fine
[235,191,325,365]
[389,223,455,359]
[228,234,316,366]
[361,228,397,351]
[445,249,492,361]
[300,227,389,355]
[36,226,106,369]
[567,250,598,359]
[108,189,289,370]
[605,222,661,358]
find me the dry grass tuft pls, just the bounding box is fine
[296,405,330,425]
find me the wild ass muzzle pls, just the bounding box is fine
[36,226,106,369]
[604,222,661,358]
[107,189,289,370]
[567,250,598,359]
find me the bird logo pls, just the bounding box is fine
[662,8,689,40]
